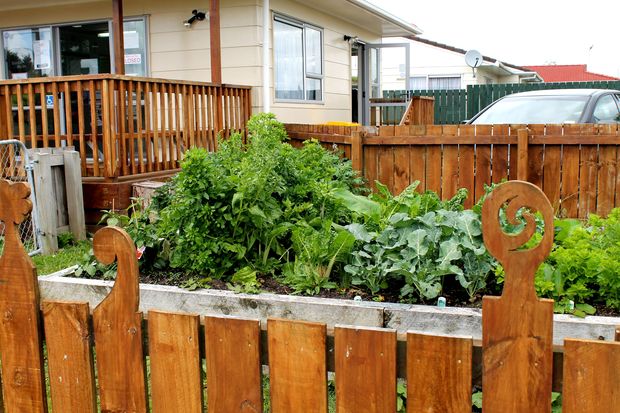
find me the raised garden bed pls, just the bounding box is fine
[39,269,620,346]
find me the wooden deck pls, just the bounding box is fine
[0,74,252,221]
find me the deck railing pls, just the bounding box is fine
[0,74,252,180]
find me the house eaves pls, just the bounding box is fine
[407,36,542,81]
[293,0,422,37]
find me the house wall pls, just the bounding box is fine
[265,0,380,123]
[0,0,383,124]
[381,37,501,91]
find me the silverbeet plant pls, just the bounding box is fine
[338,182,494,302]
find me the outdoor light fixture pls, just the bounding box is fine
[184,10,207,28]
[343,35,359,43]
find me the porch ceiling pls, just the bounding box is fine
[292,0,421,37]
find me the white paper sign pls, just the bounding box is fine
[33,40,51,70]
[124,31,140,49]
[11,73,28,80]
[124,54,142,65]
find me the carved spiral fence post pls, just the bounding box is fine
[0,180,47,412]
[481,180,555,413]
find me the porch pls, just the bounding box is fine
[0,74,252,221]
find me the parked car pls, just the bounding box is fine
[467,89,620,124]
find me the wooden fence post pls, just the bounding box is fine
[517,128,529,181]
[63,150,86,241]
[482,181,555,413]
[32,152,58,254]
[350,130,363,173]
[0,179,48,412]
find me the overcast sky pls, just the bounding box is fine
[369,0,620,78]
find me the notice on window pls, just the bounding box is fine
[124,31,140,49]
[33,40,51,70]
[11,73,28,80]
[124,54,142,65]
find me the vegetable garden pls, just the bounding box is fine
[77,113,620,316]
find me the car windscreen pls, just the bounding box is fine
[471,95,589,124]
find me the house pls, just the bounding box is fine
[381,36,542,91]
[0,0,421,125]
[523,64,620,82]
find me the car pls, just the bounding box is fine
[467,89,620,125]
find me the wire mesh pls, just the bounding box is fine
[0,140,40,255]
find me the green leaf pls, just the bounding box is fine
[472,391,483,409]
[406,229,429,257]
[345,223,375,243]
[436,239,462,269]
[332,188,381,221]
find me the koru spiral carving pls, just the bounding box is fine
[482,180,554,299]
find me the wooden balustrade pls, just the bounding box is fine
[0,74,252,180]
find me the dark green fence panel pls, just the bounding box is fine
[386,80,620,125]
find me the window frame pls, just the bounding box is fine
[273,13,324,104]
[0,16,149,80]
[407,74,462,90]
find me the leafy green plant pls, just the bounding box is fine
[155,113,362,281]
[281,221,355,294]
[341,183,494,302]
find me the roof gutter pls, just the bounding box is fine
[497,61,543,82]
[345,0,422,36]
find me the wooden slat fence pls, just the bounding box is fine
[0,178,618,412]
[286,123,620,218]
[0,74,252,180]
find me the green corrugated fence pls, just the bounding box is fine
[385,80,620,125]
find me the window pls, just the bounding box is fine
[593,94,620,123]
[4,27,54,78]
[273,15,323,101]
[2,17,147,79]
[407,75,461,90]
[428,76,461,90]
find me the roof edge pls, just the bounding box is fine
[346,0,422,36]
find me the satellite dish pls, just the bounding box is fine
[465,50,483,68]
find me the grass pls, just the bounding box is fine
[32,240,91,275]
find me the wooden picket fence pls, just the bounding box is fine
[287,123,620,218]
[0,177,618,412]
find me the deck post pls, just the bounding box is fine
[210,0,222,84]
[112,0,125,75]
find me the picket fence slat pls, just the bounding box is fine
[0,180,47,413]
[335,326,397,413]
[268,319,328,413]
[407,333,472,413]
[149,310,203,413]
[205,316,263,413]
[563,339,620,413]
[43,301,97,413]
[92,227,148,413]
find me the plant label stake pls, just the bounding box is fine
[481,181,554,413]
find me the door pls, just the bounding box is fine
[363,43,410,125]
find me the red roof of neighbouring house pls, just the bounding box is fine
[524,65,620,82]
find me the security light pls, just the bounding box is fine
[184,10,207,28]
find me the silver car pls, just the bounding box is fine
[468,89,620,124]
